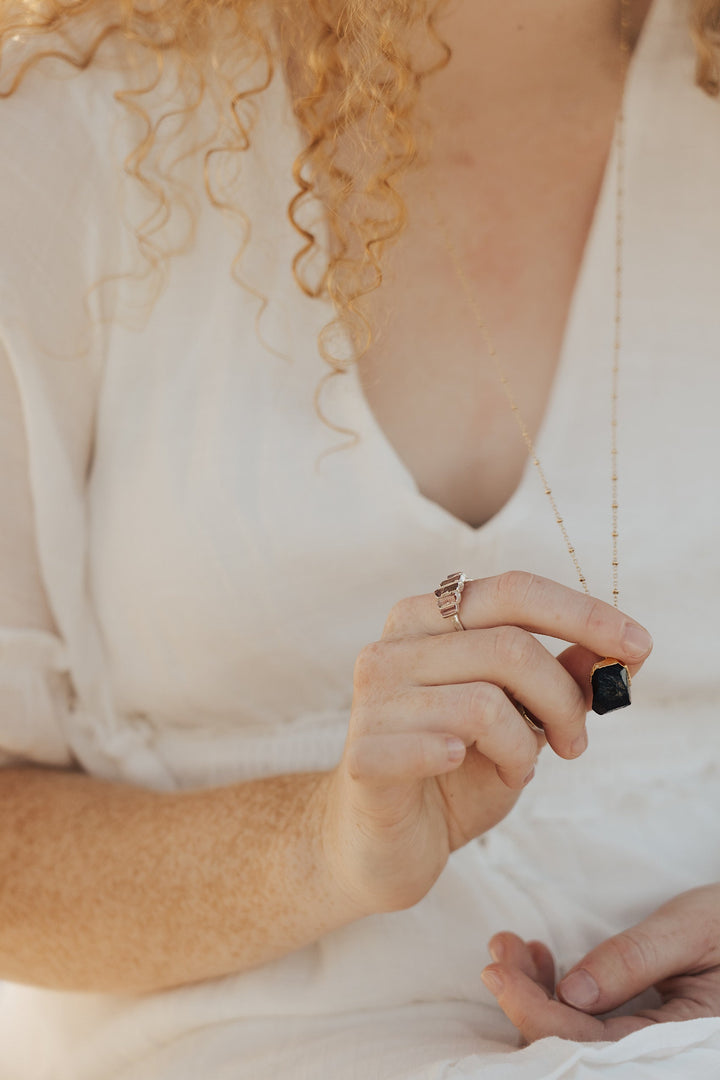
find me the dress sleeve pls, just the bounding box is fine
[0,630,75,770]
[0,323,84,768]
[0,43,120,772]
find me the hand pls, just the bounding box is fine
[321,570,653,917]
[482,885,720,1043]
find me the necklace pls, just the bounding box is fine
[430,0,633,716]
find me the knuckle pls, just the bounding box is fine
[493,624,535,671]
[583,596,609,638]
[464,681,504,731]
[381,596,418,639]
[608,929,658,982]
[348,698,378,738]
[513,1008,539,1039]
[493,570,538,610]
[465,684,535,767]
[353,640,386,692]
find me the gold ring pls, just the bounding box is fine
[434,571,467,631]
[507,695,544,734]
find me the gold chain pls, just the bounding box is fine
[430,0,631,607]
[612,0,631,606]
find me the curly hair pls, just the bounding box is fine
[0,0,718,410]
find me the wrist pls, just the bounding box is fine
[302,769,375,928]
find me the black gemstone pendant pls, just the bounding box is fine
[590,659,631,715]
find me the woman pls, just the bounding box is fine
[1,0,720,1075]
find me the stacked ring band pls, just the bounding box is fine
[434,571,467,632]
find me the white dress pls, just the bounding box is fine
[2,0,720,1075]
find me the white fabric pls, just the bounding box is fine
[2,0,720,1075]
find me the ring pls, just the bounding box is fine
[513,701,545,735]
[434,571,467,631]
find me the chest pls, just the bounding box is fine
[355,16,634,530]
[87,6,720,756]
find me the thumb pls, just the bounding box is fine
[556,906,702,1014]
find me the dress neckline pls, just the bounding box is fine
[341,0,669,543]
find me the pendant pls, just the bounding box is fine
[590,658,631,715]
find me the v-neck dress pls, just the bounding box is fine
[2,0,720,1076]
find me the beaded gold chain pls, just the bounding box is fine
[429,0,633,714]
[433,0,630,609]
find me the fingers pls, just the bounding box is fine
[343,730,469,787]
[488,933,555,995]
[357,571,652,797]
[389,683,543,788]
[650,968,720,1022]
[345,708,540,791]
[555,899,710,1015]
[527,941,556,994]
[364,630,588,760]
[385,571,653,669]
[481,962,606,1043]
[482,927,720,1046]
[488,933,549,987]
[481,962,655,1043]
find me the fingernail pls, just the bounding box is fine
[481,969,504,996]
[446,737,466,762]
[558,969,599,1008]
[570,731,588,757]
[622,624,653,658]
[522,767,535,786]
[488,941,505,963]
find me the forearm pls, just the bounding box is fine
[0,764,360,995]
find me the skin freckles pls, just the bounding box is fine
[1,0,711,1041]
[0,767,362,993]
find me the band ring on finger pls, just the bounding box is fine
[504,691,545,735]
[434,570,467,632]
[512,700,545,735]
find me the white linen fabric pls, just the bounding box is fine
[2,0,720,1076]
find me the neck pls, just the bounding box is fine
[435,0,656,73]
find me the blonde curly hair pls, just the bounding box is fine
[0,0,718,404]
